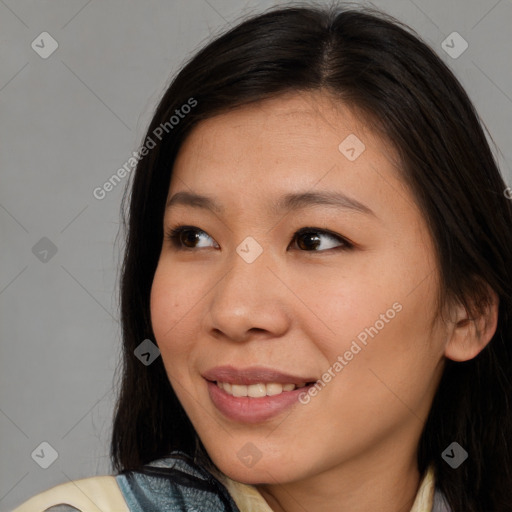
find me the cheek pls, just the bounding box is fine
[149,267,197,403]
[150,263,194,357]
[344,297,442,417]
[150,269,173,340]
[303,265,398,357]
[317,258,441,388]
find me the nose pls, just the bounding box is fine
[206,243,291,343]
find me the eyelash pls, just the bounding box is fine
[164,225,354,253]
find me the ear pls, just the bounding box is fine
[444,282,499,362]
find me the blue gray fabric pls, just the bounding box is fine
[115,451,240,512]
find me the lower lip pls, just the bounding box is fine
[206,380,312,423]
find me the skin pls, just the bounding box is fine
[150,90,498,512]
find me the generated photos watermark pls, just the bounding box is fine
[93,97,197,200]
[298,301,403,404]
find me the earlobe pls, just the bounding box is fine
[444,285,499,362]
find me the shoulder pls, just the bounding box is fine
[11,475,128,512]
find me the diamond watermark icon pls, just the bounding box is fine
[237,442,262,468]
[338,134,365,161]
[236,237,263,264]
[442,441,468,468]
[441,32,468,59]
[31,32,59,59]
[134,339,161,366]
[31,441,59,469]
[32,237,58,263]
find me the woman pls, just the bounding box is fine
[14,2,512,511]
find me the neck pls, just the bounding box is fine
[255,449,421,512]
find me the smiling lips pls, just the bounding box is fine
[202,365,317,423]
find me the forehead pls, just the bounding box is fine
[171,91,399,184]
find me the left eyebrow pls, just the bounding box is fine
[273,191,377,217]
[166,190,377,218]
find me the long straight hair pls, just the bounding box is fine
[110,3,512,510]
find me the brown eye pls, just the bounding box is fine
[179,229,202,248]
[292,228,352,252]
[165,226,218,250]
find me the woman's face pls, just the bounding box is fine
[150,90,449,485]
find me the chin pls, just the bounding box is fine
[207,447,304,485]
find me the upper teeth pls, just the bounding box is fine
[217,382,306,397]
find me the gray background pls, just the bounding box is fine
[1,0,510,510]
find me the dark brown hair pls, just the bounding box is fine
[111,3,512,510]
